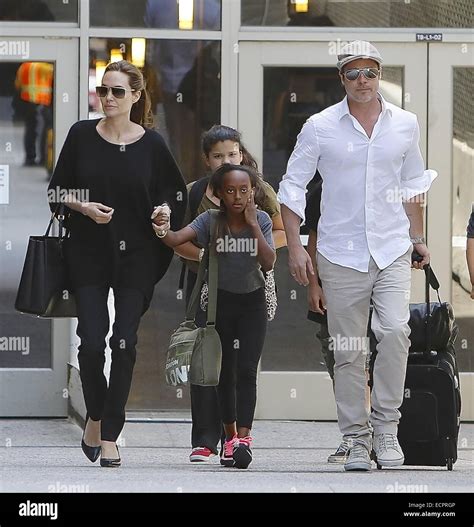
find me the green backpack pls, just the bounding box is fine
[165,210,221,387]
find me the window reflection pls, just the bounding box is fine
[261,67,344,372]
[90,0,221,29]
[0,0,77,22]
[242,0,473,28]
[451,68,474,373]
[263,67,344,194]
[89,38,221,182]
[263,66,403,203]
[0,61,54,368]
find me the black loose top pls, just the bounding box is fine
[48,119,187,302]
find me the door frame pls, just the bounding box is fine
[238,40,433,420]
[0,37,78,416]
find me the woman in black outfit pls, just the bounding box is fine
[48,60,186,467]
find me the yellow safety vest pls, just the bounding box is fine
[15,62,53,106]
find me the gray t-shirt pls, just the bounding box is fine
[189,210,274,294]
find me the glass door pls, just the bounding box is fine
[238,41,428,419]
[429,43,474,421]
[0,37,78,416]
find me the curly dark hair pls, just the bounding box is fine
[209,164,267,210]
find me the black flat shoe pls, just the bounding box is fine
[81,439,101,463]
[81,417,101,463]
[100,445,121,468]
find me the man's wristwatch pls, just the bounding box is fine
[410,236,426,245]
[198,248,205,262]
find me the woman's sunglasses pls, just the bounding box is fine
[342,68,380,81]
[95,86,136,99]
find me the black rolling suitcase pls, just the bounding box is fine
[369,263,461,470]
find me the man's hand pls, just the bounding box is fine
[308,282,326,314]
[412,243,430,270]
[288,245,314,286]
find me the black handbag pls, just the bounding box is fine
[408,265,457,354]
[14,205,76,318]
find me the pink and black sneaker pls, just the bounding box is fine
[233,436,253,469]
[220,435,238,467]
[189,447,215,463]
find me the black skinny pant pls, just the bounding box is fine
[75,286,146,441]
[215,288,267,428]
[186,271,222,453]
[186,273,267,445]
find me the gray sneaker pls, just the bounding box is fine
[327,437,353,464]
[373,433,404,467]
[344,442,372,472]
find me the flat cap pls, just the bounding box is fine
[337,40,383,70]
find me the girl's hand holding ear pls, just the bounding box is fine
[244,189,258,228]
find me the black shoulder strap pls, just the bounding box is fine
[178,176,210,292]
[189,176,209,220]
[185,210,219,322]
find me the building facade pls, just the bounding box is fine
[0,0,472,421]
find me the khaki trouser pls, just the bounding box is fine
[317,249,411,450]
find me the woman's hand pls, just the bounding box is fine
[243,189,258,227]
[81,202,114,224]
[152,221,170,237]
[153,215,169,227]
[151,203,171,226]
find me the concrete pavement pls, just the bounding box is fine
[1,415,473,493]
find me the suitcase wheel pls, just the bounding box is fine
[376,463,382,470]
[447,459,453,471]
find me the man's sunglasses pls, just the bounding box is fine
[342,68,380,81]
[95,86,136,98]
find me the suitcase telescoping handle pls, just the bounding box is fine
[412,251,442,357]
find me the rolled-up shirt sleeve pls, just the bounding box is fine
[400,119,438,200]
[277,118,320,221]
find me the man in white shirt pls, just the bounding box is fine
[278,41,437,471]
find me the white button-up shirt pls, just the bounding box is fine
[278,94,437,271]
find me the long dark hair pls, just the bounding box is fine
[202,125,280,212]
[103,60,154,128]
[202,125,258,170]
